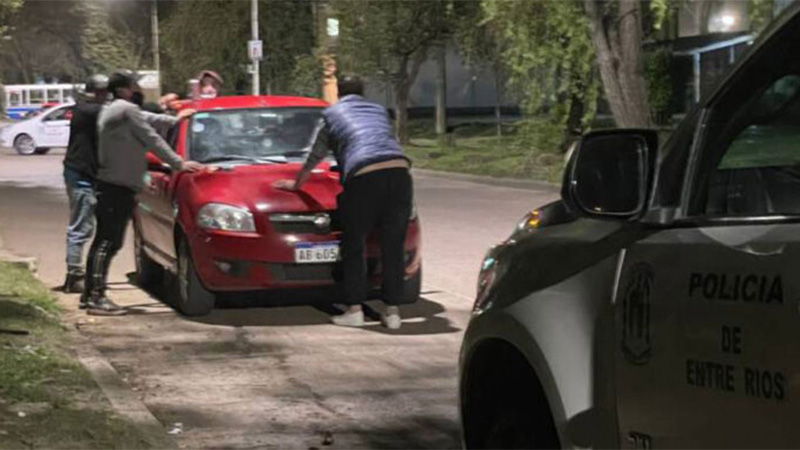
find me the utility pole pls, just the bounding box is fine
[251,0,260,95]
[151,0,161,97]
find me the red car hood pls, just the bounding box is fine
[180,162,342,214]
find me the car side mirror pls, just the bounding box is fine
[562,129,657,219]
[147,161,172,173]
[146,152,171,173]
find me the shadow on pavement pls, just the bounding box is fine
[125,272,460,335]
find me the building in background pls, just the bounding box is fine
[363,46,516,121]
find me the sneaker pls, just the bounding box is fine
[79,293,90,310]
[331,309,364,327]
[62,273,85,294]
[86,297,128,316]
[381,312,402,330]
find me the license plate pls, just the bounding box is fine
[294,241,340,264]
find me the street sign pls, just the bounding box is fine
[248,40,263,61]
[137,70,160,90]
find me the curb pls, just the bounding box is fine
[412,168,560,192]
[0,235,38,273]
[73,334,176,448]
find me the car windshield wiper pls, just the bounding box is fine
[199,155,288,164]
[281,150,309,158]
[199,155,262,164]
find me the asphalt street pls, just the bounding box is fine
[0,147,558,449]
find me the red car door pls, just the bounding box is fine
[138,121,186,265]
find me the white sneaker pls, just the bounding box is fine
[381,312,402,330]
[332,309,365,327]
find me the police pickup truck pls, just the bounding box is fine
[459,3,800,448]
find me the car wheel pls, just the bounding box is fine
[134,225,163,287]
[402,267,422,303]
[33,147,50,155]
[176,239,215,317]
[13,134,36,155]
[483,405,541,449]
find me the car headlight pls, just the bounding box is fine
[196,203,256,232]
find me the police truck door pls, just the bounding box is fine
[614,16,800,448]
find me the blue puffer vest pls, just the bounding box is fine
[323,95,409,182]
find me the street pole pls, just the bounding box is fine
[151,0,161,97]
[251,0,260,95]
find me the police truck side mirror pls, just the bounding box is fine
[562,129,657,219]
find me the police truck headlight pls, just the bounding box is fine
[197,203,256,232]
[473,247,505,314]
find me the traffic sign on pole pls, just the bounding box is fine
[248,40,263,61]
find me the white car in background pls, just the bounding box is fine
[0,103,73,155]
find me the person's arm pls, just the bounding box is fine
[141,108,195,135]
[126,105,198,171]
[275,121,330,191]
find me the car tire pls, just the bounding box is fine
[483,405,541,449]
[134,225,163,287]
[13,134,36,156]
[403,267,422,303]
[33,147,50,155]
[177,239,215,317]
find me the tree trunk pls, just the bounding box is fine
[563,89,585,152]
[394,78,410,145]
[434,43,447,144]
[584,0,651,128]
[493,61,503,138]
[393,49,427,146]
[11,39,32,84]
[0,83,5,119]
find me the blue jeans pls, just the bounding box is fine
[64,168,96,275]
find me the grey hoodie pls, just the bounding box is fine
[97,99,183,191]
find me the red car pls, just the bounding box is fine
[133,95,422,316]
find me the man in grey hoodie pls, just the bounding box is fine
[82,70,203,315]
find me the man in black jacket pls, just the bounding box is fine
[62,75,108,293]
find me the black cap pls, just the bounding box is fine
[108,70,140,95]
[85,74,109,93]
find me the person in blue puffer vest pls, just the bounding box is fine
[275,76,413,330]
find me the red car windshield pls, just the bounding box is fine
[188,107,323,163]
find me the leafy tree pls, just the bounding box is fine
[584,0,652,128]
[333,0,449,144]
[453,0,506,138]
[481,0,599,150]
[0,0,23,117]
[0,0,140,83]
[750,0,776,33]
[161,0,315,97]
[0,0,21,38]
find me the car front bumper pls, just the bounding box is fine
[188,220,422,292]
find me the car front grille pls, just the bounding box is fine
[269,212,335,235]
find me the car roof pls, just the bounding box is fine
[174,95,328,112]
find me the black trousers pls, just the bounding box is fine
[340,168,413,305]
[84,182,136,298]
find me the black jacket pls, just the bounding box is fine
[63,102,103,179]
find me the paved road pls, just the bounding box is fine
[0,147,558,449]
